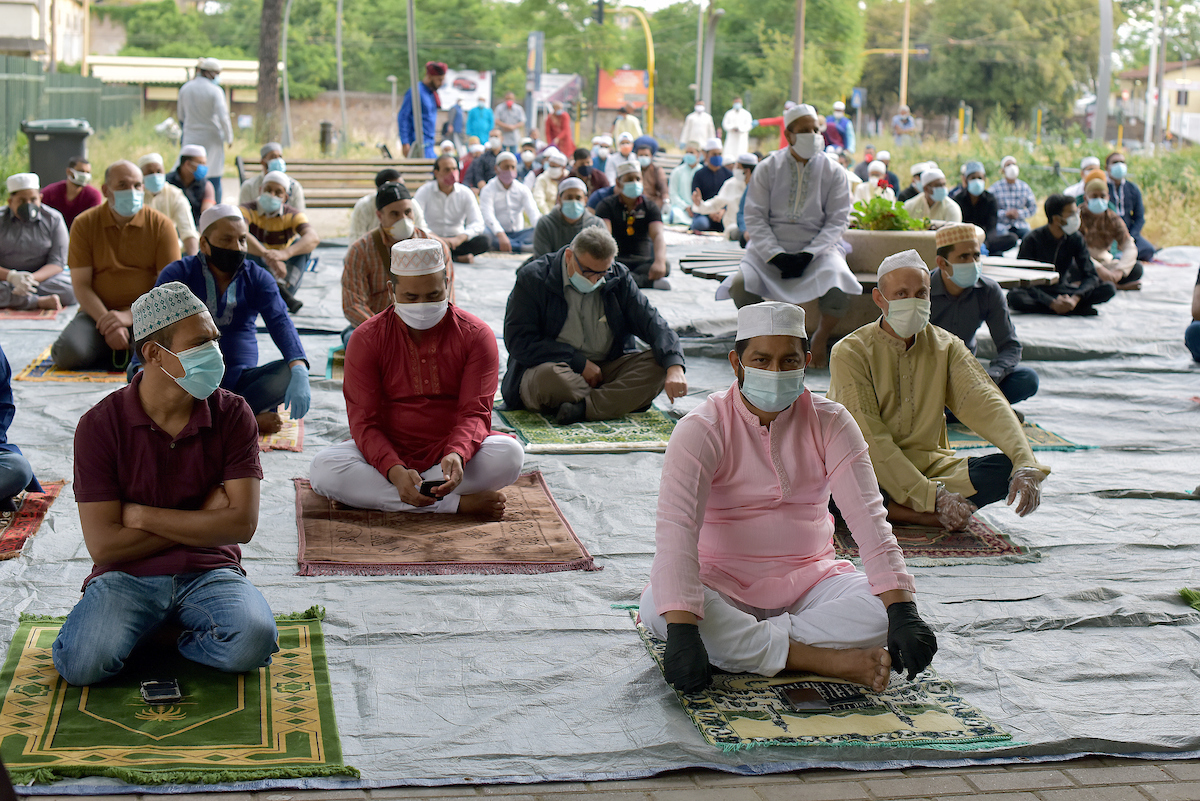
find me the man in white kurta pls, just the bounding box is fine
[641,301,937,693]
[721,98,753,161]
[719,103,861,367]
[679,103,716,149]
[177,57,234,203]
[903,168,962,224]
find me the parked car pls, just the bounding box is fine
[453,77,477,92]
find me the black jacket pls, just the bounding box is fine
[952,188,999,234]
[1017,225,1101,303]
[501,246,685,409]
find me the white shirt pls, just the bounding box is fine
[347,191,431,242]
[146,182,198,247]
[177,76,233,174]
[904,192,963,223]
[479,176,540,234]
[604,151,635,184]
[679,111,716,147]
[239,174,307,212]
[413,180,485,239]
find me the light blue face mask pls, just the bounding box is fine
[912,180,922,192]
[947,259,982,289]
[622,181,643,199]
[967,178,985,197]
[682,153,698,166]
[637,155,652,168]
[267,157,286,173]
[258,193,283,214]
[1087,197,1108,215]
[1109,162,1127,180]
[112,188,144,217]
[568,259,605,293]
[143,173,166,194]
[930,186,948,203]
[561,200,585,219]
[740,365,805,413]
[160,340,226,399]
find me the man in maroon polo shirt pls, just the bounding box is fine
[52,281,278,687]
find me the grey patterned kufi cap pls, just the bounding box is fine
[132,282,208,340]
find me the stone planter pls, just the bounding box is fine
[843,229,938,274]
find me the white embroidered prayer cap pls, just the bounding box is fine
[198,204,243,237]
[784,103,817,127]
[137,152,164,169]
[920,167,946,187]
[875,150,891,162]
[6,173,38,192]
[547,150,569,167]
[868,160,886,175]
[197,57,222,72]
[180,144,207,159]
[495,150,518,166]
[132,281,208,340]
[262,170,289,189]
[935,223,985,249]
[616,161,641,178]
[736,301,806,341]
[597,134,613,146]
[910,161,928,177]
[390,238,445,276]
[877,249,929,281]
[1080,156,1101,171]
[736,153,758,166]
[557,177,586,195]
[832,101,846,111]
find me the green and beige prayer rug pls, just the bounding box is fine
[630,610,1012,752]
[495,406,676,453]
[947,421,1089,451]
[0,608,357,785]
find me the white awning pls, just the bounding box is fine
[86,55,282,87]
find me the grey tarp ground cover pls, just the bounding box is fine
[4,236,1199,794]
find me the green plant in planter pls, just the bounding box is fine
[850,197,930,231]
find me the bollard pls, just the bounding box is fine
[320,121,335,156]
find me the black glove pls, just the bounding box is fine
[885,601,938,681]
[769,251,814,280]
[663,622,712,693]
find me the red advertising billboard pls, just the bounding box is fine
[598,69,648,110]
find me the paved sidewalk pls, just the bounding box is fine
[29,757,1200,800]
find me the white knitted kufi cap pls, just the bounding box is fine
[198,57,221,72]
[877,249,929,281]
[5,173,38,192]
[132,281,208,340]
[783,103,817,127]
[920,167,946,187]
[736,301,806,341]
[262,170,289,189]
[390,238,445,276]
[137,152,164,169]
[198,204,243,237]
[557,177,586,195]
[180,144,207,159]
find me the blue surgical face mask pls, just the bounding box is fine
[1087,197,1108,215]
[267,157,286,173]
[637,155,652,168]
[143,173,166,194]
[1109,162,1127,180]
[947,259,982,289]
[683,153,698,166]
[930,186,948,203]
[160,339,225,399]
[967,178,985,197]
[258,193,283,214]
[112,188,144,217]
[622,180,643,199]
[708,154,723,168]
[191,163,208,182]
[739,365,805,413]
[561,200,585,219]
[912,179,923,192]
[568,257,605,294]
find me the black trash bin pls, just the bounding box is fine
[20,119,94,189]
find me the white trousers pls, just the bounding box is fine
[639,571,888,677]
[309,435,525,513]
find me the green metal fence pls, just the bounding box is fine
[0,55,141,153]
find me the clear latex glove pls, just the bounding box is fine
[7,271,36,296]
[1006,467,1045,516]
[935,484,977,531]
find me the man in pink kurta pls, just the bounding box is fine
[642,301,937,694]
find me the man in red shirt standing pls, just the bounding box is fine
[545,101,574,156]
[310,238,523,519]
[40,156,103,229]
[53,281,278,686]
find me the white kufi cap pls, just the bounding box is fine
[390,238,445,276]
[262,170,289,189]
[557,177,586,195]
[703,137,723,151]
[137,152,164,169]
[197,57,221,72]
[180,144,206,159]
[877,249,929,281]
[198,203,243,237]
[736,301,806,341]
[784,103,818,127]
[920,167,945,187]
[5,173,38,192]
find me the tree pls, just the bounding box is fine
[257,0,283,141]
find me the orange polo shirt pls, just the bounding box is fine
[67,203,181,310]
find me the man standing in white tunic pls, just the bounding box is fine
[177,57,234,203]
[679,101,716,150]
[721,97,753,161]
[718,103,861,368]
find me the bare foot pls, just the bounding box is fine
[809,331,830,369]
[458,490,506,519]
[786,642,892,692]
[256,411,283,435]
[36,294,62,311]
[453,253,475,264]
[1116,281,1142,291]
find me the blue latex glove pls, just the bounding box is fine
[284,363,311,419]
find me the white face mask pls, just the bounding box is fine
[69,169,91,186]
[394,298,448,330]
[520,150,535,164]
[790,133,824,160]
[488,137,501,149]
[883,297,931,339]
[597,147,610,159]
[694,105,704,114]
[1061,213,1081,235]
[1004,164,1019,180]
[388,217,415,241]
[547,166,564,179]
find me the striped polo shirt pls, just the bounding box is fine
[240,202,311,250]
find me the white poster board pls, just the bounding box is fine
[439,70,494,110]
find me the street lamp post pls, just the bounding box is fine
[620,6,656,135]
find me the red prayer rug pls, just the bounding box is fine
[834,515,1035,565]
[0,308,61,320]
[0,481,65,561]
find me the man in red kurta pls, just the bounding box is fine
[310,238,523,518]
[545,102,574,157]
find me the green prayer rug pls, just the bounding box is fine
[631,610,1012,752]
[947,421,1089,451]
[495,406,676,453]
[0,607,358,785]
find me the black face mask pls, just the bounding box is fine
[205,242,245,274]
[577,165,591,177]
[16,202,39,223]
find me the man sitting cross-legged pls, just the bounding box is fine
[641,301,937,693]
[502,226,687,425]
[0,173,76,312]
[828,250,1049,532]
[310,239,524,519]
[52,281,278,687]
[134,205,311,436]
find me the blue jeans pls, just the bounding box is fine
[691,213,724,233]
[341,325,356,349]
[998,366,1039,404]
[488,227,535,253]
[53,568,278,686]
[1186,321,1200,362]
[208,176,223,204]
[246,252,309,293]
[0,450,33,500]
[232,359,292,414]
